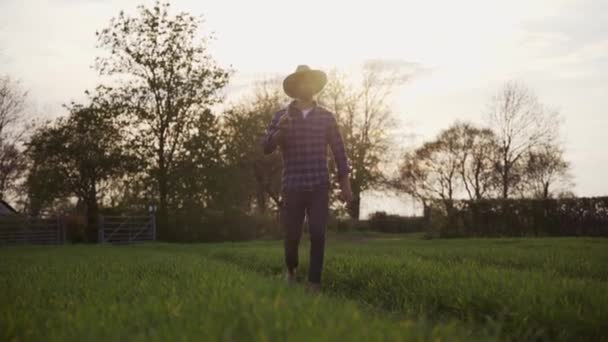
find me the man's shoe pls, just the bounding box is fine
[307,282,321,294]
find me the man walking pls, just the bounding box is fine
[262,65,353,292]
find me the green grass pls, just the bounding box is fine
[0,243,492,341]
[1,234,607,341]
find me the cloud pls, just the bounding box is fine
[522,0,608,47]
[517,31,608,80]
[361,59,434,84]
[364,59,431,73]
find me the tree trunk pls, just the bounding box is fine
[502,166,509,199]
[474,164,482,200]
[256,184,267,214]
[348,192,361,220]
[158,170,169,240]
[157,128,170,240]
[85,189,99,243]
[253,163,267,214]
[543,182,550,199]
[443,198,455,237]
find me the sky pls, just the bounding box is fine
[1,0,607,217]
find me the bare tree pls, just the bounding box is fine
[0,75,28,200]
[0,76,26,137]
[318,61,408,219]
[487,81,559,199]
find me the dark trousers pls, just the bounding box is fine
[280,184,329,283]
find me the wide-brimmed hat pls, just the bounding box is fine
[283,65,327,98]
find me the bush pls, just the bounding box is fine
[167,207,281,242]
[326,212,428,234]
[368,211,428,233]
[327,216,371,232]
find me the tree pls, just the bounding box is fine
[524,143,572,199]
[487,81,559,199]
[170,108,225,210]
[318,61,408,219]
[396,138,460,214]
[222,80,286,214]
[25,103,134,233]
[441,122,499,200]
[0,75,28,200]
[94,1,230,234]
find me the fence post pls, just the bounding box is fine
[151,213,156,241]
[62,217,66,244]
[22,216,29,244]
[98,215,104,244]
[56,216,60,245]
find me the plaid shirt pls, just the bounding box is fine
[262,101,350,191]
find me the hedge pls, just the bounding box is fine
[429,197,608,237]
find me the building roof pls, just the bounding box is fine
[0,200,18,215]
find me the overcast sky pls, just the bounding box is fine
[1,0,607,216]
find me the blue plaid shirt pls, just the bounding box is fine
[262,101,350,191]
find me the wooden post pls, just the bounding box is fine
[98,215,104,244]
[56,216,60,244]
[22,216,29,244]
[151,213,156,241]
[60,216,67,244]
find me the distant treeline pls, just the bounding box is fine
[1,1,596,243]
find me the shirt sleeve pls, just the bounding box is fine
[328,113,350,179]
[261,110,284,155]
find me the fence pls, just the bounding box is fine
[98,214,156,244]
[0,215,65,245]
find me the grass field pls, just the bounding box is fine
[1,233,607,341]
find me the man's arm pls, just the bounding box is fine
[261,110,285,155]
[328,114,350,179]
[328,114,353,202]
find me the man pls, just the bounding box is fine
[262,65,353,292]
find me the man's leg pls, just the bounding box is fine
[305,185,329,285]
[280,189,306,276]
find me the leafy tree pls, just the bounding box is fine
[170,108,225,210]
[222,80,286,214]
[524,143,572,199]
[395,122,498,215]
[94,1,230,235]
[397,139,460,214]
[441,122,499,200]
[25,103,134,233]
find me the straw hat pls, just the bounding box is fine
[282,65,328,98]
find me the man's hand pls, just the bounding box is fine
[277,113,292,136]
[338,175,354,203]
[272,113,292,143]
[269,113,292,145]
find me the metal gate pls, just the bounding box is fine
[0,216,65,245]
[98,215,156,244]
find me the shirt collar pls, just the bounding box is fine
[288,100,318,116]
